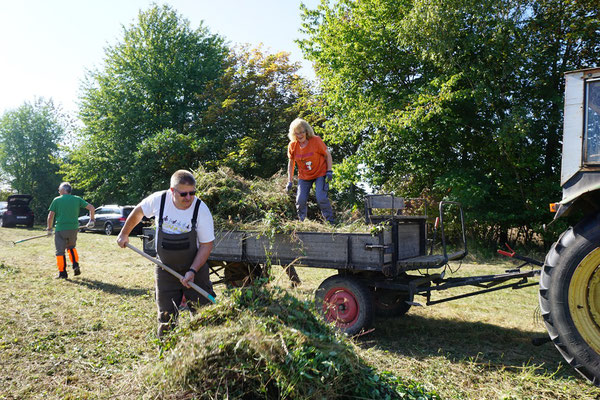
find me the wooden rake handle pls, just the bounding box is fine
[13,233,53,245]
[126,243,216,304]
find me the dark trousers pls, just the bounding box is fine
[154,263,215,337]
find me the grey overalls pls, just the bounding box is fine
[155,191,215,337]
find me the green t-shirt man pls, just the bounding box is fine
[48,194,89,231]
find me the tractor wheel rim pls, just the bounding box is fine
[569,247,600,354]
[323,287,359,327]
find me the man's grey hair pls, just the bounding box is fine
[59,182,72,193]
[170,170,196,187]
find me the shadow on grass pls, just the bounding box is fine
[69,277,150,297]
[361,313,580,381]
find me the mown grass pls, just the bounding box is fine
[0,226,599,399]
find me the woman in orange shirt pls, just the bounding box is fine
[286,118,335,223]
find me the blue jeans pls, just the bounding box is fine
[296,175,334,223]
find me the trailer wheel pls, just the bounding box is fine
[540,216,600,385]
[372,288,411,317]
[315,275,373,336]
[224,262,262,287]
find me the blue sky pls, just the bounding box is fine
[0,0,320,115]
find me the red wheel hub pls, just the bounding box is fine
[322,287,360,327]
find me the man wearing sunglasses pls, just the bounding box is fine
[117,169,215,338]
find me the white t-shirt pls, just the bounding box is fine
[139,190,215,244]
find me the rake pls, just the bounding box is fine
[126,243,216,304]
[12,232,53,245]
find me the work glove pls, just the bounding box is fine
[86,219,95,228]
[286,181,293,193]
[325,170,334,183]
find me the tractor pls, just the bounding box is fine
[542,67,600,385]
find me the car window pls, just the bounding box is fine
[123,208,133,217]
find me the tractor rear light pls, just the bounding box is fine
[549,203,558,212]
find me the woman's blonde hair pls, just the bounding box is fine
[288,118,315,142]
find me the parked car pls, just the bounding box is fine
[0,195,34,228]
[79,205,147,235]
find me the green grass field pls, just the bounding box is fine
[0,226,599,399]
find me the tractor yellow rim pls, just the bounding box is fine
[569,247,600,354]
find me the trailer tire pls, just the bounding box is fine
[372,288,411,317]
[315,275,373,336]
[540,215,600,386]
[224,262,262,287]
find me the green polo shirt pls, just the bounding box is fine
[48,194,88,232]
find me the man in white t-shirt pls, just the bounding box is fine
[117,170,215,337]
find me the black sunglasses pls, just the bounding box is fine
[173,189,196,197]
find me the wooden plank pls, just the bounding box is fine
[350,230,392,265]
[210,229,394,271]
[245,232,351,266]
[366,195,405,210]
[397,224,422,259]
[210,231,244,261]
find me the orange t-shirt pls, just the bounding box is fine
[288,136,328,180]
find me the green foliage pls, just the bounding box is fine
[299,0,600,244]
[64,4,229,205]
[64,5,309,206]
[205,46,310,178]
[194,166,297,224]
[194,167,371,231]
[0,189,12,201]
[144,285,438,399]
[0,98,65,220]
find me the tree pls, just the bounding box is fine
[299,0,600,243]
[203,46,310,178]
[65,4,229,204]
[0,98,65,220]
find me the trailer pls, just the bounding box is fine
[141,195,541,336]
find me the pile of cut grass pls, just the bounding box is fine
[194,167,370,233]
[141,284,437,399]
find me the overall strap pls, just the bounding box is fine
[191,198,202,231]
[158,191,167,229]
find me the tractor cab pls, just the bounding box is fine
[555,67,600,218]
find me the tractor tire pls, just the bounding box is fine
[372,288,411,317]
[315,275,373,336]
[539,214,600,386]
